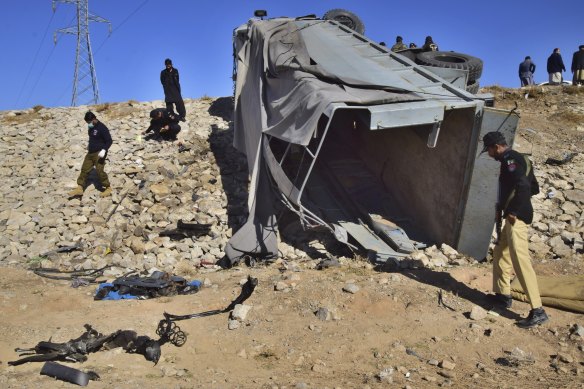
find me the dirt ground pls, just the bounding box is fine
[1,86,584,388]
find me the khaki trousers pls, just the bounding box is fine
[77,151,110,188]
[493,219,542,308]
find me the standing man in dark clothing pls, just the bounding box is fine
[482,131,548,328]
[518,56,536,86]
[571,45,584,86]
[68,111,113,198]
[547,48,566,84]
[160,58,186,121]
[143,108,182,141]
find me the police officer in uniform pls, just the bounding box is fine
[482,131,549,328]
[68,111,113,198]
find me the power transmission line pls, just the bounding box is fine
[53,0,111,106]
[16,11,56,107]
[54,0,150,106]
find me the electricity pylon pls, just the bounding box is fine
[53,0,111,106]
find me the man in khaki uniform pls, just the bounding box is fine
[482,131,549,328]
[68,111,113,198]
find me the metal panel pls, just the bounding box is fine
[419,66,468,90]
[368,101,444,129]
[456,108,519,259]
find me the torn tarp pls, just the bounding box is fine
[225,18,422,265]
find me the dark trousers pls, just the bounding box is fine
[77,151,110,188]
[160,123,181,140]
[166,100,186,119]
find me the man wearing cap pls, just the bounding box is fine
[160,58,186,121]
[143,108,181,141]
[68,111,113,198]
[482,131,548,328]
[391,36,407,52]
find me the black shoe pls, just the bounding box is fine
[179,116,186,122]
[485,293,512,309]
[516,307,549,328]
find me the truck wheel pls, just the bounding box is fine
[466,80,480,94]
[416,51,483,82]
[323,9,365,35]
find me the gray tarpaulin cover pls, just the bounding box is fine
[225,18,422,264]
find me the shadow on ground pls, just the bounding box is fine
[207,98,249,235]
[395,267,523,321]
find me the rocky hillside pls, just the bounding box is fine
[0,87,582,388]
[0,87,582,275]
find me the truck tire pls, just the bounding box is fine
[466,80,480,94]
[323,9,365,35]
[416,51,483,82]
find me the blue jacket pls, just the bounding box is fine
[518,60,536,78]
[87,121,113,153]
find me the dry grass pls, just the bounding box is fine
[1,110,42,124]
[549,110,584,125]
[93,103,111,113]
[563,85,584,95]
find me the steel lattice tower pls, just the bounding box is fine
[53,0,110,106]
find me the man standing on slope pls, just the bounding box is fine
[571,45,584,86]
[68,111,113,198]
[547,48,566,85]
[161,58,186,121]
[482,131,549,328]
[518,56,536,86]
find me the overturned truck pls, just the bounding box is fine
[225,11,519,266]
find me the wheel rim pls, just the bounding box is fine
[333,16,356,30]
[433,55,466,64]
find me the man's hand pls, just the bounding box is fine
[98,149,106,158]
[160,125,169,133]
[507,214,517,225]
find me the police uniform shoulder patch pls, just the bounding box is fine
[506,159,516,172]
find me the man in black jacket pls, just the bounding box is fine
[68,112,113,198]
[160,58,186,121]
[143,108,181,141]
[546,48,566,85]
[571,45,584,86]
[482,131,548,328]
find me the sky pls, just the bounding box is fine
[2,0,584,111]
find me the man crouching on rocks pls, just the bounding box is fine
[144,108,181,141]
[68,111,113,198]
